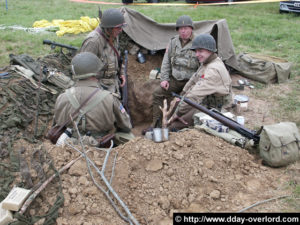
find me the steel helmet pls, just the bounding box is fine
[100,8,125,28]
[176,15,194,30]
[71,52,104,80]
[190,34,217,52]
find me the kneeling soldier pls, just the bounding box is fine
[54,52,134,146]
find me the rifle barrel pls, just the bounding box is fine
[172,92,260,143]
[43,39,78,51]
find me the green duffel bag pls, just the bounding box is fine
[259,122,300,167]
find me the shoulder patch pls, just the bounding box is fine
[119,104,126,113]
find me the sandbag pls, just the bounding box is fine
[236,53,292,84]
[259,122,300,167]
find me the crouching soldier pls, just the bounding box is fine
[54,52,134,146]
[168,34,233,131]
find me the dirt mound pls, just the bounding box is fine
[13,129,297,225]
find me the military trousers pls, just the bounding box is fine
[168,108,198,131]
[168,94,231,131]
[152,77,187,127]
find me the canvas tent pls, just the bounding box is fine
[120,7,239,71]
[121,7,292,84]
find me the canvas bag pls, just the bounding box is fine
[259,122,300,167]
[236,53,292,84]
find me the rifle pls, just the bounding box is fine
[98,133,115,148]
[122,50,133,126]
[43,39,78,55]
[172,92,261,145]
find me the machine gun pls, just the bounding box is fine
[122,50,133,126]
[43,39,78,56]
[172,92,261,145]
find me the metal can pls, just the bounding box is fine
[137,51,146,64]
[236,116,245,126]
[234,95,249,114]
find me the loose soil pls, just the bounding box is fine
[5,53,300,225]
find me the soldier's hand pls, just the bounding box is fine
[160,80,169,90]
[120,75,126,87]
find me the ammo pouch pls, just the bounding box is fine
[47,71,74,89]
[259,122,300,167]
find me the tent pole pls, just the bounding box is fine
[6,0,8,10]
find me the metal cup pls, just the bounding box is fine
[137,52,146,64]
[236,116,245,126]
[153,128,162,143]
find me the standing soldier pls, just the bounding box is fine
[79,8,126,96]
[168,34,233,131]
[54,52,134,145]
[143,15,199,133]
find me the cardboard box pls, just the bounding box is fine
[1,187,31,212]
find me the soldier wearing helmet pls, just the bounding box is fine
[54,52,133,145]
[143,15,199,134]
[168,34,233,131]
[79,8,127,96]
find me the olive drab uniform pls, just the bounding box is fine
[160,35,199,82]
[152,35,199,126]
[170,53,233,130]
[79,27,123,95]
[54,80,132,137]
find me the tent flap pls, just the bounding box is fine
[121,7,239,70]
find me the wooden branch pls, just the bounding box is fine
[159,98,178,128]
[19,150,90,215]
[167,98,178,118]
[159,99,168,128]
